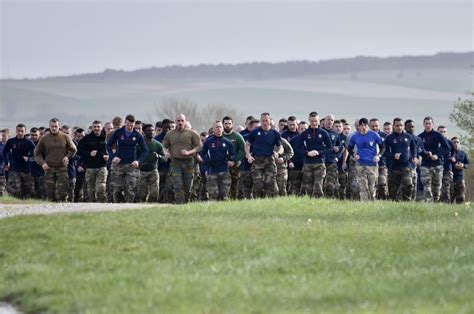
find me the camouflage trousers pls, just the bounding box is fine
[44,166,69,202]
[208,172,232,201]
[86,167,108,202]
[337,171,347,200]
[323,163,338,198]
[419,166,443,202]
[239,170,253,199]
[170,159,194,204]
[67,177,76,202]
[288,169,303,196]
[138,169,160,202]
[276,165,288,197]
[7,171,34,199]
[450,180,466,204]
[301,163,326,198]
[377,166,388,200]
[74,174,85,202]
[32,176,46,200]
[0,175,6,197]
[190,164,201,202]
[199,172,209,201]
[111,164,139,203]
[440,170,453,203]
[388,167,413,201]
[347,160,360,201]
[251,157,278,198]
[410,168,418,201]
[158,169,174,204]
[355,163,378,201]
[229,164,241,200]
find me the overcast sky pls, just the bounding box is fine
[1,0,472,79]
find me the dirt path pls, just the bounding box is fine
[0,203,162,219]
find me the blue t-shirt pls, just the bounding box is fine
[246,127,282,157]
[348,130,383,167]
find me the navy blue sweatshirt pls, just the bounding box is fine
[4,137,35,173]
[439,139,454,171]
[200,135,236,175]
[418,130,451,167]
[107,127,148,164]
[247,127,281,157]
[281,130,299,142]
[289,135,305,171]
[0,143,5,176]
[337,133,348,172]
[240,133,252,172]
[29,140,44,177]
[384,132,416,170]
[322,127,340,165]
[451,150,470,181]
[297,127,332,165]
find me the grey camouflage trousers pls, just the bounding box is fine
[419,165,443,202]
[355,163,378,201]
[251,157,278,198]
[7,171,34,199]
[301,163,326,198]
[323,163,338,198]
[86,167,108,202]
[111,164,139,203]
[138,169,160,202]
[208,172,232,201]
[388,167,413,201]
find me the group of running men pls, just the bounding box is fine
[0,111,470,204]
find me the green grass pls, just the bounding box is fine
[0,197,473,313]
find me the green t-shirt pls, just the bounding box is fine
[139,139,165,172]
[224,131,245,163]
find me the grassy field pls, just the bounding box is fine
[0,197,473,313]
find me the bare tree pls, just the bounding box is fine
[151,97,244,132]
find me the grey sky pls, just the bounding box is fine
[1,0,472,79]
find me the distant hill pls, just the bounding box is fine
[1,52,472,134]
[7,51,473,82]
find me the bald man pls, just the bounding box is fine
[163,114,202,204]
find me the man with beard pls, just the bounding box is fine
[78,120,109,202]
[222,116,245,199]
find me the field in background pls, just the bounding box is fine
[1,68,471,135]
[0,197,473,313]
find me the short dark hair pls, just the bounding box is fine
[383,122,392,127]
[222,116,233,123]
[369,118,379,123]
[112,116,123,127]
[249,118,260,125]
[92,120,102,125]
[143,124,153,131]
[125,114,135,123]
[288,116,297,122]
[359,118,369,126]
[451,136,459,142]
[16,123,26,129]
[49,118,60,124]
[245,115,255,122]
[424,116,434,123]
[75,128,85,134]
[405,119,414,126]
[334,120,341,124]
[261,112,271,118]
[309,111,318,117]
[30,127,39,133]
[155,121,163,128]
[162,118,173,125]
[393,118,403,124]
[135,120,142,126]
[340,119,347,124]
[437,125,446,130]
[279,118,288,124]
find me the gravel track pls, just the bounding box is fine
[0,203,161,219]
